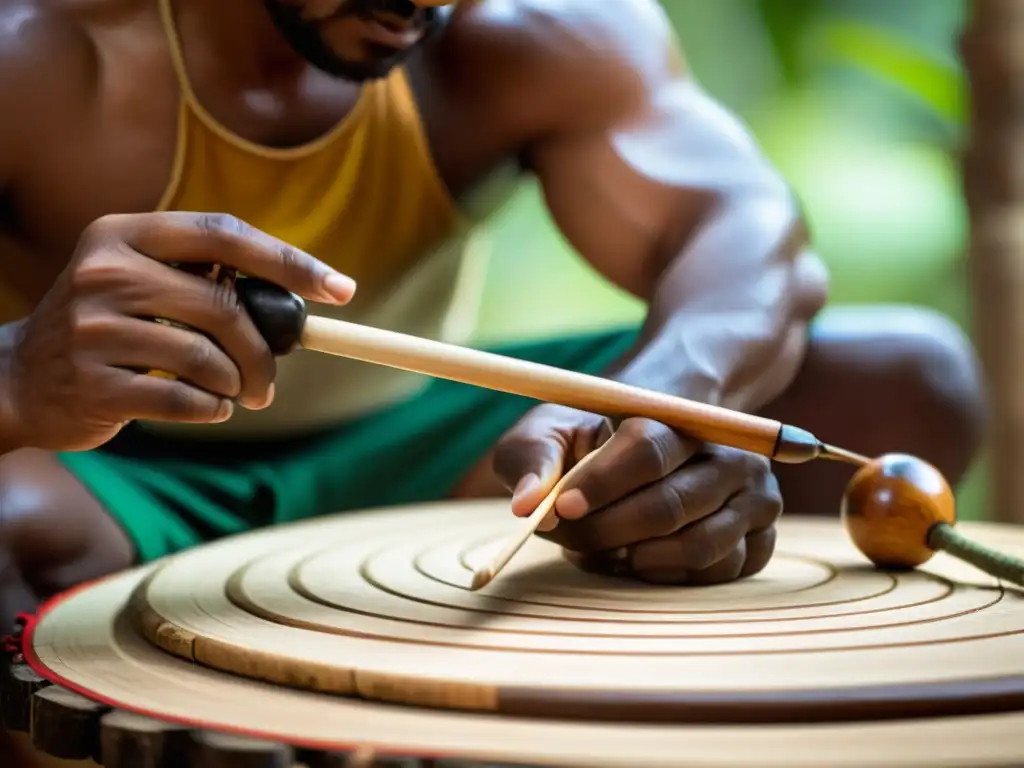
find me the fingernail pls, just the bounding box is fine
[537,514,559,533]
[238,383,276,411]
[511,474,540,516]
[555,489,588,519]
[513,473,539,498]
[322,273,356,303]
[256,383,275,410]
[213,400,234,423]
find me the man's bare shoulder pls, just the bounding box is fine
[0,0,160,184]
[0,0,105,175]
[437,0,684,131]
[0,0,99,76]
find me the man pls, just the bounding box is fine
[0,0,985,629]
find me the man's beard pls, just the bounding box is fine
[261,0,440,82]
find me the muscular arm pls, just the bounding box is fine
[516,0,828,413]
[0,1,99,453]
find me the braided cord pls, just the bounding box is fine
[927,523,1024,587]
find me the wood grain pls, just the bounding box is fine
[99,709,189,768]
[3,663,50,732]
[188,730,294,768]
[20,500,1024,766]
[299,315,785,458]
[30,685,108,761]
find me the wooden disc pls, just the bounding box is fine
[25,500,1024,766]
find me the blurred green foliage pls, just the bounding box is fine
[470,0,986,518]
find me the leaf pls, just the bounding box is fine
[753,0,825,84]
[815,19,964,125]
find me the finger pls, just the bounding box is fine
[739,526,777,578]
[545,456,746,553]
[632,494,780,583]
[101,368,235,424]
[573,416,615,462]
[96,212,357,304]
[492,406,605,517]
[79,314,243,401]
[534,417,612,533]
[553,419,701,522]
[568,518,778,584]
[632,490,781,573]
[111,265,276,409]
[639,539,748,586]
[630,506,750,574]
[493,437,564,518]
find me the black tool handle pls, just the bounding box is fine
[235,278,308,356]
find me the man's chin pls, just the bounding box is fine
[316,55,404,82]
[290,42,409,82]
[260,0,409,83]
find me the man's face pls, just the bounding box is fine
[262,0,444,81]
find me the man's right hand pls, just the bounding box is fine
[0,212,357,452]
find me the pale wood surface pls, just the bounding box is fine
[23,500,1024,766]
[471,450,602,589]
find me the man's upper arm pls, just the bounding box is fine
[507,0,796,299]
[0,1,97,188]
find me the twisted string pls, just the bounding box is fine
[927,523,1024,587]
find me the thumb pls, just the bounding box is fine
[493,431,565,519]
[493,405,600,518]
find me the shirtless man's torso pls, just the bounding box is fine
[0,0,985,637]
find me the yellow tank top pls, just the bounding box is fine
[150,0,496,437]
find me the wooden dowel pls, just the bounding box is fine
[470,450,602,590]
[299,316,823,463]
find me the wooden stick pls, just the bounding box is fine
[469,450,602,590]
[299,316,827,465]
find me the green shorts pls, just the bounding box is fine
[56,329,637,564]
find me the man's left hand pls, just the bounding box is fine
[492,403,783,585]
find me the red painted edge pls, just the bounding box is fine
[19,578,435,759]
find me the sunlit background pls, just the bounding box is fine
[468,0,981,516]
